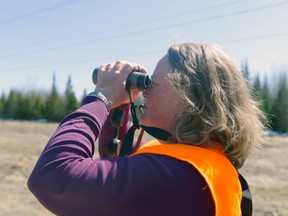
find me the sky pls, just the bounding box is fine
[1,0,288,99]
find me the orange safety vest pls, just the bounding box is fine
[132,140,242,216]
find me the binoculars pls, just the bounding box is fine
[92,67,151,91]
[92,66,151,157]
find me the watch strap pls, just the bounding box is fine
[88,91,111,110]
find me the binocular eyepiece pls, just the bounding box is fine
[92,67,151,91]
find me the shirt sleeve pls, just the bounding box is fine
[27,96,214,216]
[27,96,143,215]
[27,96,111,214]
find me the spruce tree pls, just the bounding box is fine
[261,75,272,116]
[241,58,250,83]
[270,72,288,132]
[64,75,79,114]
[276,73,288,132]
[15,92,27,119]
[0,93,5,118]
[252,73,261,100]
[45,74,66,122]
[82,89,88,101]
[26,92,46,120]
[3,90,19,119]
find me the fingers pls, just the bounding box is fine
[99,63,114,73]
[94,60,147,108]
[136,64,148,74]
[113,61,132,76]
[99,61,147,77]
[105,63,114,71]
[113,61,123,72]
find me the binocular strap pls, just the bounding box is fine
[119,125,171,156]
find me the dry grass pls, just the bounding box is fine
[0,120,287,215]
[0,120,57,216]
[240,136,288,216]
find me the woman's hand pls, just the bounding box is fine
[95,61,148,109]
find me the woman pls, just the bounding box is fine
[28,43,265,215]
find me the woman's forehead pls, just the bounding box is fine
[152,55,170,78]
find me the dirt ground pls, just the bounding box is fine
[0,120,287,216]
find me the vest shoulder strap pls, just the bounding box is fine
[239,173,253,216]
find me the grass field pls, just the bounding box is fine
[0,120,287,216]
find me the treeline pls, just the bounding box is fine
[252,72,288,133]
[0,65,288,132]
[0,75,83,122]
[242,60,288,133]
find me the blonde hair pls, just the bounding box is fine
[167,43,266,169]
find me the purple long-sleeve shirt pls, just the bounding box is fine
[28,95,215,216]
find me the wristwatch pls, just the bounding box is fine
[88,90,111,110]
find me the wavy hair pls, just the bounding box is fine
[167,43,266,168]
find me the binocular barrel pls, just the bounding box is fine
[92,68,151,91]
[92,68,99,85]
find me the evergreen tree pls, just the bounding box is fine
[64,75,79,114]
[261,75,272,116]
[45,74,66,122]
[25,92,46,120]
[0,93,5,118]
[15,92,27,119]
[270,72,288,132]
[32,94,46,119]
[252,73,261,100]
[82,89,88,101]
[3,90,19,118]
[241,58,250,83]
